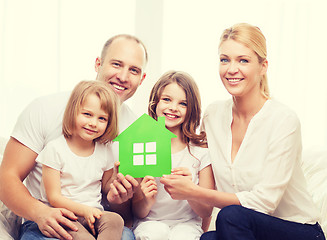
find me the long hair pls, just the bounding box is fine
[219,23,270,99]
[148,70,206,148]
[62,80,119,144]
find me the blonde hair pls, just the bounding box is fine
[219,23,270,99]
[62,80,119,144]
[148,70,206,147]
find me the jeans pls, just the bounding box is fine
[20,220,135,240]
[200,205,325,240]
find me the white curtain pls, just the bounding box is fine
[0,0,326,149]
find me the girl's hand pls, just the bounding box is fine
[82,206,103,236]
[140,176,157,205]
[171,167,192,180]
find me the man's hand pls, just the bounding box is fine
[106,161,139,204]
[36,206,78,240]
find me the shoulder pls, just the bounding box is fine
[189,144,209,158]
[203,99,231,118]
[264,99,300,126]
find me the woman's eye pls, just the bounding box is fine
[240,59,249,63]
[220,58,229,63]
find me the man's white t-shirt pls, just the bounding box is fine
[11,91,137,201]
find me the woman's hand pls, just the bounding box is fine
[160,167,196,200]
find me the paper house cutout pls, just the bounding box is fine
[113,113,176,178]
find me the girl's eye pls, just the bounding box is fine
[83,112,91,116]
[99,117,107,122]
[180,102,187,107]
[162,98,170,102]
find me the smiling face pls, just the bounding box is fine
[95,37,146,102]
[155,82,187,133]
[219,39,267,99]
[74,94,108,143]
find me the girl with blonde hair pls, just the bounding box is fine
[37,80,124,239]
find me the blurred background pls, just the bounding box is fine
[0,0,326,149]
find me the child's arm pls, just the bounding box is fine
[187,165,215,218]
[101,168,114,196]
[42,165,103,235]
[132,176,157,219]
[167,166,215,218]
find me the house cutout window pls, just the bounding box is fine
[133,142,157,166]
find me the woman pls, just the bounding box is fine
[160,23,325,240]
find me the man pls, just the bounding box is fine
[0,34,147,240]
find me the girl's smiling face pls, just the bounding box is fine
[156,82,187,133]
[74,94,108,143]
[219,39,267,98]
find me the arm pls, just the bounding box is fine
[42,165,102,235]
[132,176,157,219]
[106,161,139,227]
[161,169,240,210]
[187,165,215,218]
[0,138,77,239]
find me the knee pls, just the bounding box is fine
[101,212,124,229]
[216,205,245,227]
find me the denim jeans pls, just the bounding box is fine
[20,220,135,240]
[200,205,325,240]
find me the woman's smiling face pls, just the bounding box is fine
[219,39,267,98]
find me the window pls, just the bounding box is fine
[133,142,157,166]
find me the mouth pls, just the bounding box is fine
[111,83,127,91]
[226,78,244,84]
[164,113,180,119]
[83,128,97,134]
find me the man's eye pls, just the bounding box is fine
[130,68,139,75]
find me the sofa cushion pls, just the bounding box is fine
[302,147,327,236]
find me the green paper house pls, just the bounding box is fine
[113,113,176,178]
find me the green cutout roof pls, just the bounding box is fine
[113,113,176,178]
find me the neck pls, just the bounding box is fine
[66,136,95,157]
[232,92,267,121]
[169,127,187,154]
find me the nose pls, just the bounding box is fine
[116,68,128,82]
[169,102,178,111]
[89,117,97,127]
[228,61,239,74]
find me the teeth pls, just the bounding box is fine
[113,84,125,90]
[227,78,242,82]
[165,113,178,118]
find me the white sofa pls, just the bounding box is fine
[0,137,326,239]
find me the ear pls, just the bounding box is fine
[260,59,268,75]
[95,57,101,73]
[139,73,146,86]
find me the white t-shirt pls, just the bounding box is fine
[134,145,211,228]
[36,135,113,210]
[202,99,320,224]
[11,91,137,201]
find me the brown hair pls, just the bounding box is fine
[148,70,206,148]
[62,80,119,143]
[219,23,270,98]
